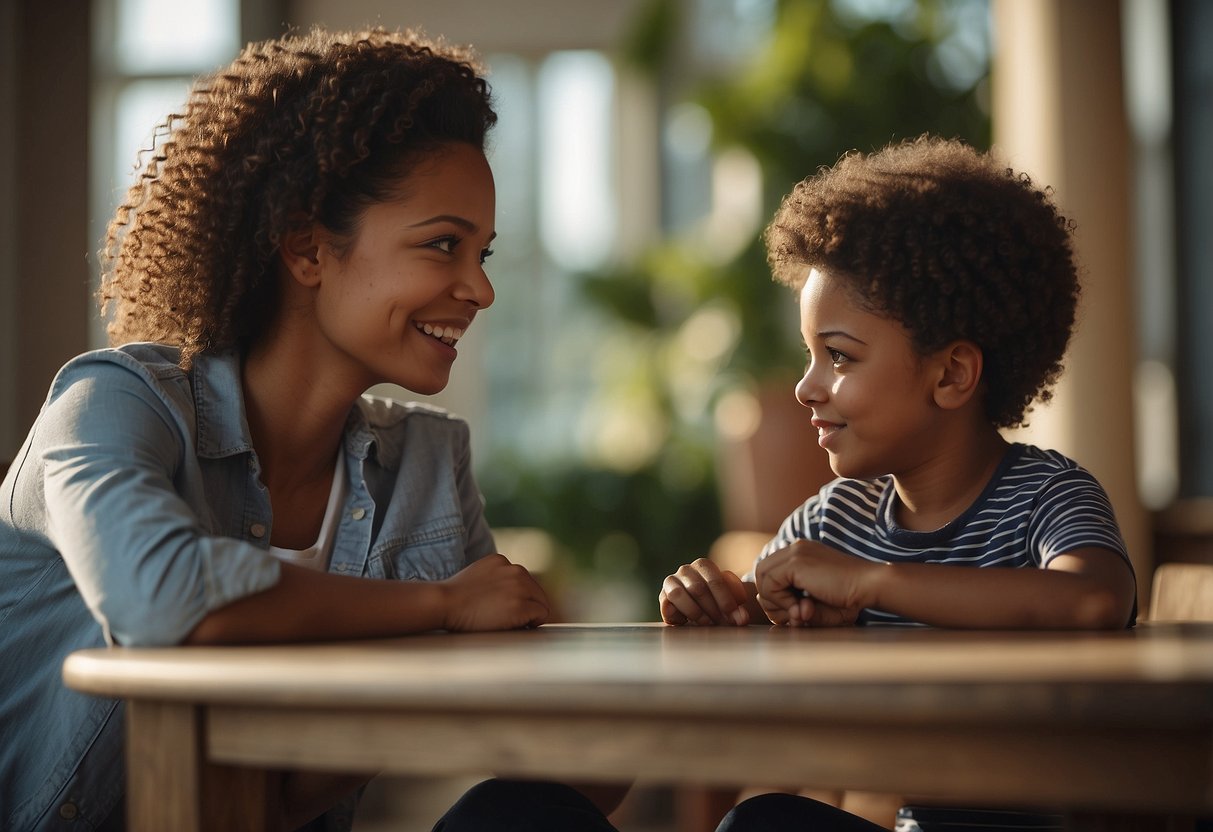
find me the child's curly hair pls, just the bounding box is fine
[99,27,496,369]
[764,135,1079,429]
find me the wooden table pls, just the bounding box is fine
[63,622,1213,831]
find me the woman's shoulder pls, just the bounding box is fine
[352,395,472,463]
[48,343,191,404]
[351,400,473,473]
[54,342,185,385]
[355,395,468,430]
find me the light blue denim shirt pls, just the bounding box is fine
[0,343,496,831]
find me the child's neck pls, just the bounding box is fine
[891,428,1009,532]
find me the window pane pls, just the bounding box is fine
[537,51,616,271]
[111,79,192,191]
[115,0,239,74]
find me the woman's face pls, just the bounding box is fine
[311,141,496,395]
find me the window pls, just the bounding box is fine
[90,0,243,347]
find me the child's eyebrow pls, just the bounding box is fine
[816,329,868,346]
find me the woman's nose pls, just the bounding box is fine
[457,266,495,310]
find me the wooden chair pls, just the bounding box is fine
[1149,562,1213,622]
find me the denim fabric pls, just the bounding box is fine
[0,344,495,831]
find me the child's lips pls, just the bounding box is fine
[810,416,845,447]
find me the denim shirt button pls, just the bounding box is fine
[58,801,78,820]
[351,508,366,521]
[249,522,267,538]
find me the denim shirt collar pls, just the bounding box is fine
[190,349,383,467]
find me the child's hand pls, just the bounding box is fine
[754,541,870,627]
[439,554,550,631]
[660,558,754,626]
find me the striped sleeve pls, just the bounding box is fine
[1028,467,1131,568]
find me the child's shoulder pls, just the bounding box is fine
[1001,442,1096,483]
[1010,442,1082,470]
[993,443,1111,502]
[811,474,892,516]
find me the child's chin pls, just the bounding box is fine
[828,456,880,481]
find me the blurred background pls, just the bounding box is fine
[3,0,1209,622]
[2,0,1210,828]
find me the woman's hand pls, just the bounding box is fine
[439,554,550,631]
[754,541,871,627]
[660,558,757,626]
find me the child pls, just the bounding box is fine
[658,135,1137,830]
[0,28,550,832]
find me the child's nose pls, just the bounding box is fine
[795,369,823,407]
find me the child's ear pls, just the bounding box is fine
[932,340,983,411]
[279,223,323,288]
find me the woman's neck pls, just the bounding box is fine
[240,334,358,493]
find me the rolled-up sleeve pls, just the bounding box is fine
[38,359,280,647]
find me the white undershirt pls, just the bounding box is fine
[268,445,345,572]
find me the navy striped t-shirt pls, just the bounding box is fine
[755,443,1135,626]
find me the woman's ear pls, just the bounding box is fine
[932,340,983,411]
[279,223,323,288]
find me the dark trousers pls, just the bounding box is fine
[432,780,885,832]
[718,793,889,831]
[432,779,619,832]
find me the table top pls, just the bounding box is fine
[63,622,1213,727]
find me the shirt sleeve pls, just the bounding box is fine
[1028,466,1133,570]
[743,491,826,582]
[37,357,281,647]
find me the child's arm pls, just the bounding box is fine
[660,558,766,625]
[755,540,1135,629]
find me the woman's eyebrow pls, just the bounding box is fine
[408,214,478,231]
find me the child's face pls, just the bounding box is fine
[795,267,943,480]
[311,141,496,395]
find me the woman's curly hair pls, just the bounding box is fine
[99,27,496,368]
[764,135,1079,429]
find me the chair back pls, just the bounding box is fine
[1149,562,1213,622]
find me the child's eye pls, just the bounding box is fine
[480,247,494,265]
[827,348,848,365]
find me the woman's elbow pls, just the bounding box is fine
[105,602,202,647]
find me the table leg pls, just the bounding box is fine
[125,699,279,832]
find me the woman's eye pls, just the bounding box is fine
[480,247,494,265]
[827,348,847,365]
[428,236,457,254]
